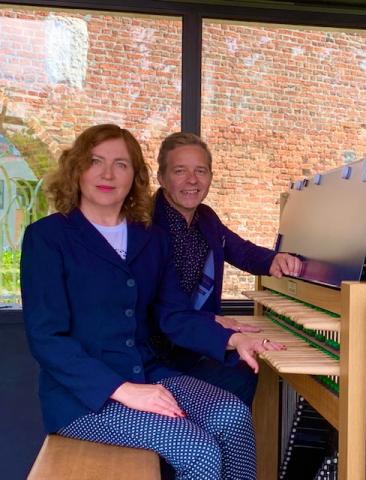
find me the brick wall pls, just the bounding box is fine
[1,8,366,298]
[202,22,366,297]
[0,8,181,164]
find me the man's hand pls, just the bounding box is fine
[216,315,261,333]
[269,253,302,278]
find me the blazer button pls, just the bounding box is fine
[127,278,135,287]
[125,309,134,317]
[133,365,142,374]
[126,338,135,347]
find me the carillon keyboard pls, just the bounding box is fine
[243,289,340,393]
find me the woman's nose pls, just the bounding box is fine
[101,164,113,178]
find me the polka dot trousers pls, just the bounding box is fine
[58,375,256,480]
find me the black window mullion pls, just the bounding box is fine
[181,11,202,135]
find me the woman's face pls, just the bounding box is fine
[79,137,134,215]
[158,144,212,223]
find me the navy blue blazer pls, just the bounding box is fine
[153,189,276,313]
[20,208,235,433]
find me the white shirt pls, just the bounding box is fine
[92,219,127,260]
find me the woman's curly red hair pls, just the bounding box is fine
[46,124,152,225]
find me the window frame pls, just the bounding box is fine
[3,0,366,308]
[3,0,366,134]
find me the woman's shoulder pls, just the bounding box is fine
[27,212,64,230]
[27,212,67,231]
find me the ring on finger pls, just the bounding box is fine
[262,338,270,346]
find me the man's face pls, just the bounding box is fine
[158,145,212,223]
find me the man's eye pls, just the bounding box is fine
[174,169,185,175]
[196,169,208,175]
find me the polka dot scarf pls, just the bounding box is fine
[163,197,209,295]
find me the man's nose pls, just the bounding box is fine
[186,171,198,183]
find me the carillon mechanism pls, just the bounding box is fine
[245,276,366,480]
[242,158,366,480]
[279,397,337,480]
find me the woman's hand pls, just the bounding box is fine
[110,382,186,418]
[227,333,286,374]
[215,315,261,333]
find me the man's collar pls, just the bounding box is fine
[159,188,200,227]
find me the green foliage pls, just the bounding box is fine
[0,130,52,302]
[0,249,20,302]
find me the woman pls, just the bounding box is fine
[153,132,302,408]
[21,124,283,479]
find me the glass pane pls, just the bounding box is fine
[0,6,182,303]
[202,20,366,297]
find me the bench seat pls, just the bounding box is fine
[28,435,161,480]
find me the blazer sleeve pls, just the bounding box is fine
[152,241,237,364]
[20,224,123,412]
[222,224,276,274]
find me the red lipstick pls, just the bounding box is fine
[96,185,115,191]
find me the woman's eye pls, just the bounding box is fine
[116,161,127,169]
[91,157,101,165]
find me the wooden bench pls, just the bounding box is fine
[28,435,161,480]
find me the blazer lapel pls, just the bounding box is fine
[66,208,152,270]
[126,222,152,265]
[66,208,128,271]
[197,207,223,254]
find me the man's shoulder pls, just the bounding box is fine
[198,204,242,242]
[198,203,222,223]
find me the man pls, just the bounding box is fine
[152,132,302,406]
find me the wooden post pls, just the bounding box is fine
[253,275,278,480]
[339,282,366,480]
[253,360,279,480]
[254,276,264,316]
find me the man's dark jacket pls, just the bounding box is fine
[153,188,276,313]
